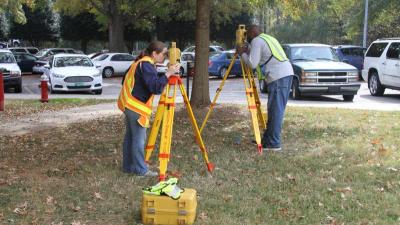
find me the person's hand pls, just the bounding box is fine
[236,44,248,56]
[165,63,180,78]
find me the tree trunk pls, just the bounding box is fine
[108,1,126,52]
[81,39,88,54]
[190,0,211,107]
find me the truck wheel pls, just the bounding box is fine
[368,71,385,96]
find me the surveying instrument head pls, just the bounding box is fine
[236,24,247,47]
[168,42,181,76]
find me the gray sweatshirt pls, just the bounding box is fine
[241,36,293,84]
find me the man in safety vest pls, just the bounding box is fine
[118,41,180,176]
[237,24,294,152]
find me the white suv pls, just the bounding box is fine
[362,38,400,96]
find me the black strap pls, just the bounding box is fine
[260,55,273,67]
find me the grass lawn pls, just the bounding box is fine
[0,99,114,121]
[0,105,399,225]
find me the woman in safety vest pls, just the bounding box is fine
[118,41,180,176]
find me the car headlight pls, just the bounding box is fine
[52,73,65,78]
[10,70,21,77]
[303,72,317,77]
[348,71,358,77]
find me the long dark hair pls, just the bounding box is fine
[136,41,165,61]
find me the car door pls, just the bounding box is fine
[383,42,400,86]
[121,54,135,71]
[110,54,124,73]
[23,54,38,73]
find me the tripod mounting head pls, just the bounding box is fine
[236,24,247,47]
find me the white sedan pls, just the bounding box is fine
[92,53,135,78]
[43,54,102,94]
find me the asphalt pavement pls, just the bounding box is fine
[4,74,400,111]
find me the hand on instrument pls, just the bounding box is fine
[165,63,180,78]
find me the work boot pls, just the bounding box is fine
[141,170,158,177]
[263,147,282,152]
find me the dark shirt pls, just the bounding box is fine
[132,61,168,103]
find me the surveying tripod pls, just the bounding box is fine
[200,25,266,154]
[144,43,214,181]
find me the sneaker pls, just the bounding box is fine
[141,170,158,177]
[262,147,282,152]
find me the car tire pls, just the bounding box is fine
[102,67,114,78]
[368,71,385,96]
[14,83,22,93]
[48,79,56,94]
[94,89,102,95]
[259,79,268,93]
[219,67,227,79]
[290,79,301,100]
[343,95,354,102]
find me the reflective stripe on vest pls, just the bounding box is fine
[117,56,155,127]
[258,33,288,62]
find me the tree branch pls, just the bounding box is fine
[87,0,109,16]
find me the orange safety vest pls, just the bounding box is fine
[118,56,155,127]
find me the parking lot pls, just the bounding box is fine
[4,74,400,111]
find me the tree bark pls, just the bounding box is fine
[190,0,211,107]
[108,0,126,52]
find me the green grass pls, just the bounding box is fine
[0,99,114,121]
[0,105,399,224]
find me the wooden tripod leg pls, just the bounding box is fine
[145,89,167,164]
[158,83,177,181]
[178,83,214,172]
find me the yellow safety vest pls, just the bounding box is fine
[118,56,155,127]
[258,33,288,62]
[256,33,288,80]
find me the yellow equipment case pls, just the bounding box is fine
[141,188,197,225]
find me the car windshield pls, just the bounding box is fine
[93,54,108,61]
[0,52,16,63]
[54,56,93,67]
[210,53,222,59]
[36,49,48,58]
[291,46,339,61]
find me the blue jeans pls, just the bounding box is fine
[122,108,148,175]
[263,75,293,148]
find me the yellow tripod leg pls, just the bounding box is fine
[240,60,263,154]
[248,67,266,129]
[178,82,214,173]
[200,53,238,134]
[144,88,167,164]
[158,82,177,181]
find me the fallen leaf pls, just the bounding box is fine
[286,174,295,182]
[199,212,208,220]
[275,177,283,182]
[70,221,81,225]
[46,196,54,205]
[94,192,103,200]
[387,167,398,172]
[13,202,28,215]
[336,187,352,193]
[371,139,381,145]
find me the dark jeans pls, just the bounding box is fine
[122,108,148,175]
[263,75,293,148]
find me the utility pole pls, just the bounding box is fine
[363,0,369,47]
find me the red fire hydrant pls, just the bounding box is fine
[40,74,49,103]
[0,71,4,111]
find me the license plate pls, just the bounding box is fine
[75,82,85,87]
